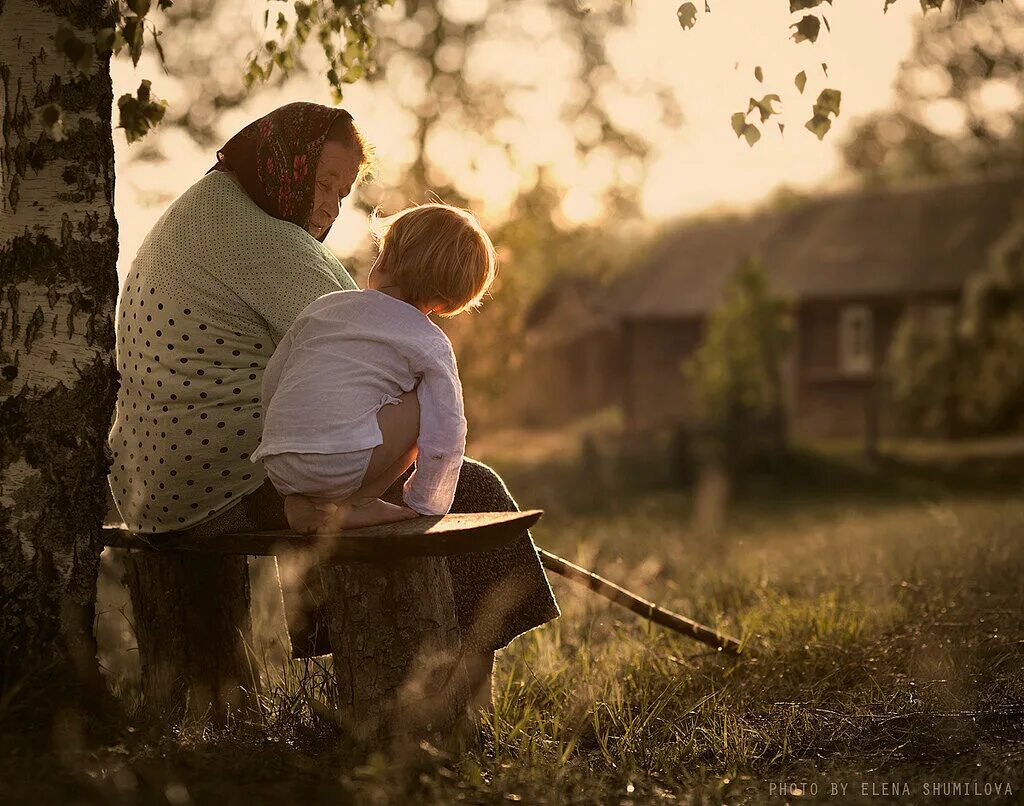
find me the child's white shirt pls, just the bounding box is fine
[251,289,467,516]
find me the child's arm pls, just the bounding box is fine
[402,335,467,516]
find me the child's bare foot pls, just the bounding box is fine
[318,497,419,533]
[284,494,335,535]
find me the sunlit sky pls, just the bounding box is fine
[112,0,924,280]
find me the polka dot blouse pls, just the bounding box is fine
[108,170,357,533]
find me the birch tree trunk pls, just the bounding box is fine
[0,0,118,699]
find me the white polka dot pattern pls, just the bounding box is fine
[107,171,357,533]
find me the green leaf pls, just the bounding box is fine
[814,87,841,117]
[126,0,151,17]
[677,2,698,29]
[243,58,261,89]
[790,0,829,10]
[151,29,165,65]
[342,41,362,66]
[919,0,944,11]
[748,93,781,123]
[795,70,807,93]
[778,122,786,134]
[158,0,173,9]
[731,112,761,146]
[118,80,167,144]
[791,14,821,43]
[122,16,145,65]
[805,113,832,139]
[343,62,364,83]
[821,62,829,76]
[754,65,763,83]
[276,12,288,34]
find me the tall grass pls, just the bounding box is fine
[82,450,1024,804]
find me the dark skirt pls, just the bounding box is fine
[181,457,560,656]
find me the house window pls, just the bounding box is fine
[838,305,873,375]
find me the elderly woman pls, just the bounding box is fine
[107,102,558,704]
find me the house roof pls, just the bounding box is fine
[619,170,1024,320]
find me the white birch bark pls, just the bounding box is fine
[0,0,118,687]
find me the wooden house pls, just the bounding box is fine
[617,171,1024,440]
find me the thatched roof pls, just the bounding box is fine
[620,171,1024,321]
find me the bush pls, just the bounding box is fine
[684,256,793,463]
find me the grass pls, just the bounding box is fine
[8,439,1024,803]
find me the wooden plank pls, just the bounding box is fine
[103,509,542,560]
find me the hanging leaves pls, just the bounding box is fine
[791,14,822,43]
[121,16,145,65]
[731,112,761,146]
[790,0,831,10]
[248,0,380,104]
[805,87,841,140]
[118,80,167,144]
[795,70,807,93]
[677,3,698,29]
[748,94,781,123]
[754,65,763,83]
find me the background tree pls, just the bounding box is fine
[843,0,1023,183]
[683,258,792,534]
[889,202,1024,436]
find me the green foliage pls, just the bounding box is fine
[846,0,1022,183]
[118,80,167,143]
[676,2,697,29]
[246,0,381,103]
[888,306,959,436]
[731,112,761,147]
[805,87,841,140]
[889,205,1024,435]
[748,93,781,124]
[685,257,793,434]
[790,13,821,43]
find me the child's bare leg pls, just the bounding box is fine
[304,392,423,532]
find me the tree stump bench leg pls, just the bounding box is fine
[320,555,477,749]
[123,551,258,723]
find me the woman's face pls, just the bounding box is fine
[308,139,360,238]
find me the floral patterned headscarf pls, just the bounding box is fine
[212,102,352,241]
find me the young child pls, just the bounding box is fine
[250,203,497,534]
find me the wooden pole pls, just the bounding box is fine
[538,550,742,655]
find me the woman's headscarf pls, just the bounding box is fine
[211,102,353,241]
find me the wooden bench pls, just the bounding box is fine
[103,510,542,746]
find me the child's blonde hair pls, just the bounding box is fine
[371,203,497,317]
